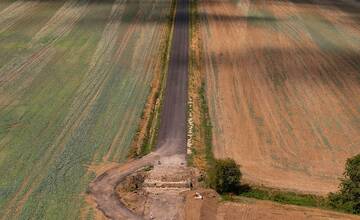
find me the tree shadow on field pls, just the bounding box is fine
[206,46,360,90]
[198,12,281,23]
[23,0,356,26]
[272,0,360,24]
[201,0,360,24]
[283,0,360,15]
[16,0,288,24]
[18,0,174,24]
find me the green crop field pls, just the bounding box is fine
[0,0,172,219]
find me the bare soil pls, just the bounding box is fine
[116,171,149,215]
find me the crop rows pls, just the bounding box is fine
[0,0,171,219]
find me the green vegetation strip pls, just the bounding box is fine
[199,81,215,165]
[188,0,215,168]
[186,0,196,166]
[222,188,328,208]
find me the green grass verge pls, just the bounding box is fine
[221,187,359,215]
[188,0,214,169]
[222,187,327,208]
[199,82,215,165]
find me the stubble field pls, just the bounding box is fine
[0,0,171,219]
[200,0,360,194]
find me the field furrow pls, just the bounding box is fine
[0,0,89,89]
[0,1,39,34]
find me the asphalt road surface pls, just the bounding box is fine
[156,0,189,155]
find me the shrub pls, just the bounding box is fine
[207,158,242,193]
[328,154,360,214]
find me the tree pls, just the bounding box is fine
[207,158,242,193]
[328,154,360,214]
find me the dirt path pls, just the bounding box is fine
[88,0,189,219]
[89,153,160,220]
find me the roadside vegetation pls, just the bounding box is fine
[222,186,329,210]
[187,0,212,171]
[205,158,328,210]
[207,158,241,194]
[209,155,360,215]
[328,154,360,214]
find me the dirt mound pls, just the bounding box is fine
[116,172,149,216]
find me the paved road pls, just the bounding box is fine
[156,0,189,155]
[89,0,189,219]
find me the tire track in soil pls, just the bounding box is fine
[88,0,189,218]
[0,0,89,88]
[0,0,39,34]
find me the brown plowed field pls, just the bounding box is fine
[200,0,360,194]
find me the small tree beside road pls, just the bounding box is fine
[328,154,360,214]
[208,158,242,194]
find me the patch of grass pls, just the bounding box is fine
[199,81,215,165]
[222,185,360,216]
[143,165,154,172]
[188,0,215,172]
[235,187,326,208]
